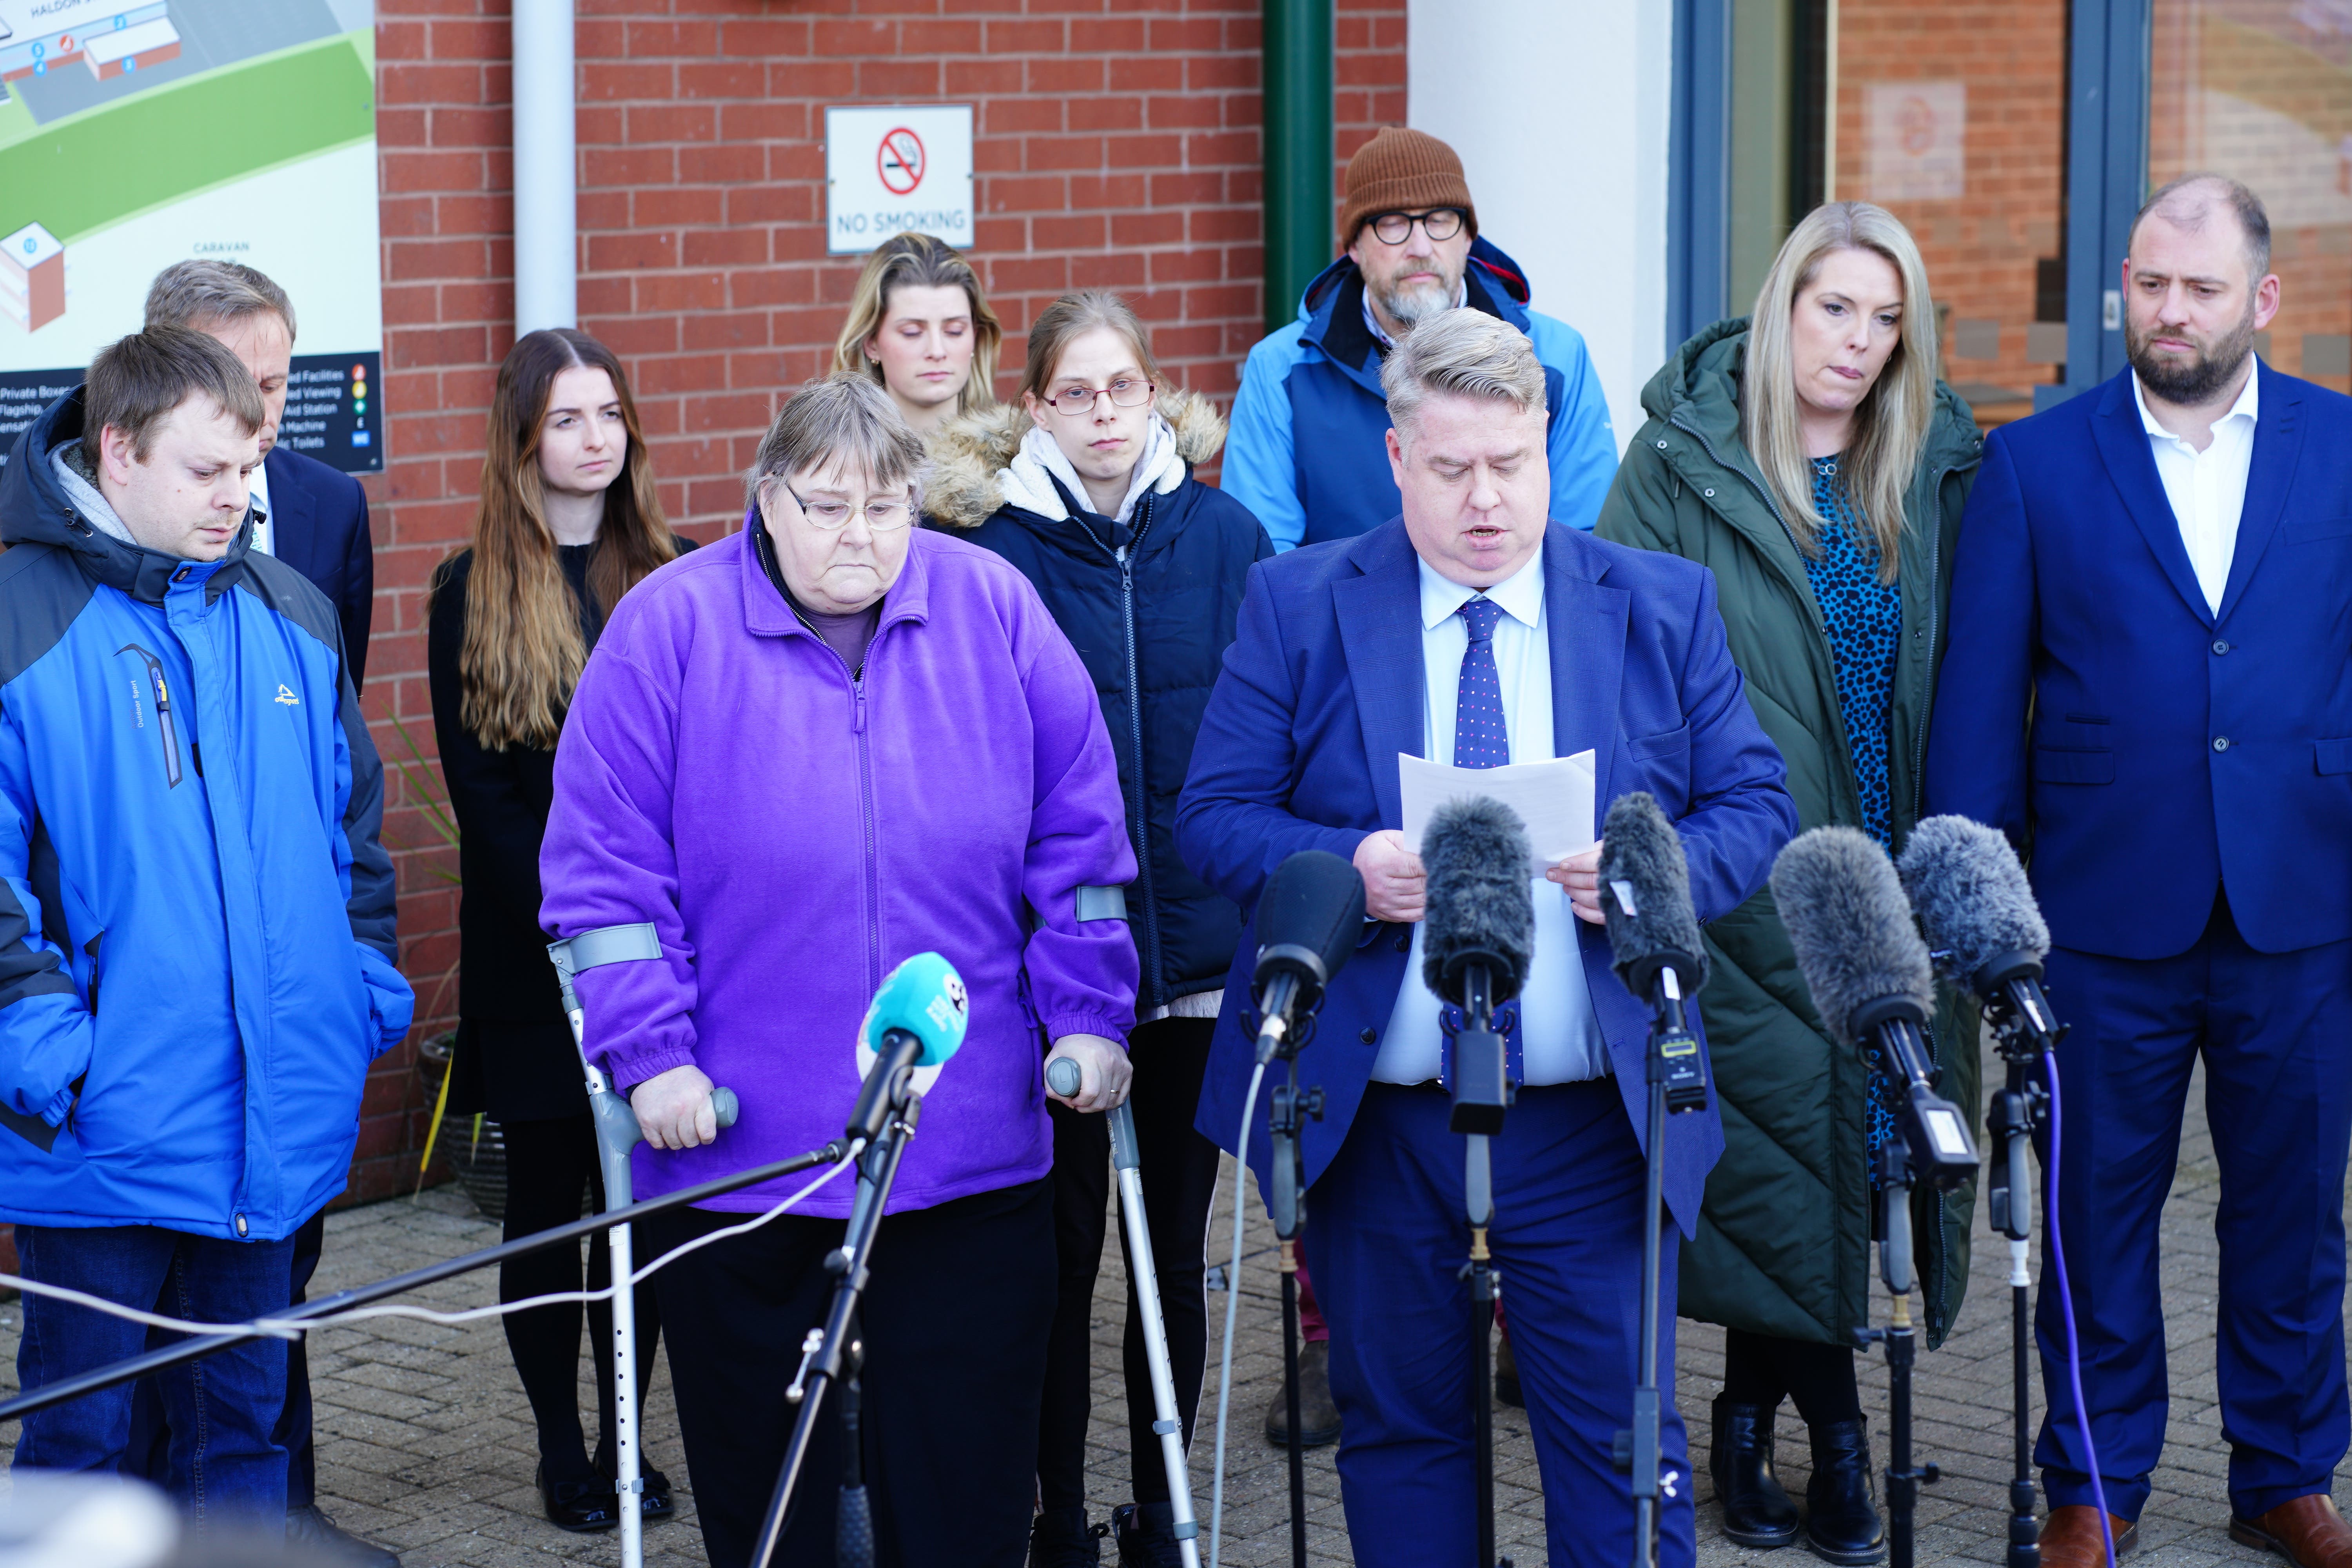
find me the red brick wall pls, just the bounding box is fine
[1833,0,2070,407]
[352,0,1409,1201]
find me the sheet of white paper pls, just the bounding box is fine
[1398,751,1598,877]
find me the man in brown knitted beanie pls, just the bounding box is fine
[1223,126,1619,552]
[1339,126,1480,342]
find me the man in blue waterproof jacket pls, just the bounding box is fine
[1222,126,1620,551]
[0,328,412,1523]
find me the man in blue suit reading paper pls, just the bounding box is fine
[1176,309,1795,1567]
[1929,176,2352,1568]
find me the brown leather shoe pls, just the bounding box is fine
[2038,1505,2138,1568]
[2231,1494,2352,1568]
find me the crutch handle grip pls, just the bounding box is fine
[1045,1056,1083,1098]
[711,1086,740,1129]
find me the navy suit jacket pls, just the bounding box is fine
[1927,364,2352,960]
[264,445,375,688]
[1174,520,1797,1234]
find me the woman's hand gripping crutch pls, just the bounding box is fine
[551,926,740,1568]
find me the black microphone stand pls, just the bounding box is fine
[1979,964,2062,1568]
[1855,1137,1930,1568]
[1266,1022,1321,1568]
[1616,964,1708,1568]
[1847,1001,1979,1568]
[1446,964,1511,1568]
[748,1062,926,1568]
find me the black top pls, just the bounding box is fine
[961,472,1273,1008]
[261,444,377,689]
[426,538,689,1120]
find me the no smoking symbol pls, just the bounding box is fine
[877,127,926,196]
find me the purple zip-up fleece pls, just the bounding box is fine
[540,522,1139,1216]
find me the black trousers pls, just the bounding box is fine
[649,1176,1056,1568]
[498,1113,664,1480]
[1720,1327,1864,1429]
[1038,1017,1222,1510]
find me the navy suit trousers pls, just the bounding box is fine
[2039,893,2352,1521]
[1301,1081,1693,1568]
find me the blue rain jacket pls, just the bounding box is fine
[0,387,411,1240]
[1221,236,1620,550]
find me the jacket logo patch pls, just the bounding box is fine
[275,685,300,706]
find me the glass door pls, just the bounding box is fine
[2148,0,2352,394]
[1829,0,2078,426]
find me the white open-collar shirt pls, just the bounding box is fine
[1371,542,1609,1087]
[2133,365,2258,616]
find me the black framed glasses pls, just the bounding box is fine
[1370,208,1466,245]
[772,481,914,531]
[1038,376,1156,415]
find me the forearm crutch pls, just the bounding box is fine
[550,926,738,1568]
[1048,1058,1202,1568]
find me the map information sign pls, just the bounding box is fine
[0,0,384,473]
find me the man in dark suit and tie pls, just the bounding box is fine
[1177,309,1795,1566]
[135,260,387,1567]
[145,261,375,686]
[1930,175,2352,1568]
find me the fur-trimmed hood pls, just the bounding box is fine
[924,389,1228,530]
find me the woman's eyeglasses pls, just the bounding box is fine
[1369,208,1465,245]
[1038,377,1155,415]
[773,482,914,531]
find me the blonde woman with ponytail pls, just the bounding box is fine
[426,327,690,1535]
[1597,201,1984,1564]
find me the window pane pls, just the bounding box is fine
[2150,0,2352,394]
[1833,0,2074,426]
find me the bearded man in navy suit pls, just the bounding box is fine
[1930,176,2352,1568]
[1177,310,1795,1567]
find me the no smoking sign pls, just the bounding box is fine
[826,105,973,254]
[878,128,925,195]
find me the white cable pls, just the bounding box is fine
[0,1152,858,1342]
[1205,1055,1269,1568]
[0,1277,306,1340]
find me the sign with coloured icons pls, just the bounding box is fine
[825,104,975,255]
[0,0,385,474]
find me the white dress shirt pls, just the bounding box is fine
[2133,367,2258,615]
[246,458,276,559]
[1372,543,1609,1086]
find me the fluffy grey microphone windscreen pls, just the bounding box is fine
[1598,791,1709,992]
[1768,826,1934,1048]
[1420,797,1536,1003]
[1896,815,2050,988]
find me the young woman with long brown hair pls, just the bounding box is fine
[426,327,692,1535]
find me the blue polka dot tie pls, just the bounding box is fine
[1454,596,1509,769]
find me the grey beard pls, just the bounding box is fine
[2129,303,2259,405]
[1374,277,1457,333]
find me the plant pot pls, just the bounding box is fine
[416,1032,508,1223]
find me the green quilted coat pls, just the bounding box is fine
[1596,318,1985,1349]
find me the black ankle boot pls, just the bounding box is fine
[1709,1397,1800,1548]
[1111,1501,1187,1568]
[1028,1506,1107,1568]
[1804,1419,1886,1565]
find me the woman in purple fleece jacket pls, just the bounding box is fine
[539,373,1140,1568]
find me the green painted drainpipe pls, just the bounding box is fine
[1262,0,1335,336]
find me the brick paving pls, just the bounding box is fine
[0,1054,2338,1565]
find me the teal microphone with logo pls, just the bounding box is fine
[849,953,969,1141]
